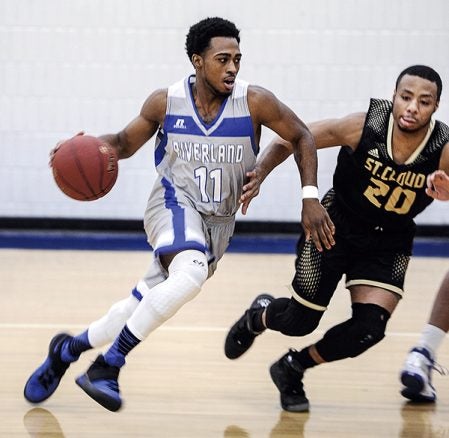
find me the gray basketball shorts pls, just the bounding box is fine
[143,182,235,278]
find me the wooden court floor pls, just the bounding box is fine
[1,248,449,437]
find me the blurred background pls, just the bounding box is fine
[1,0,448,237]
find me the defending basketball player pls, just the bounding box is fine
[224,65,449,412]
[23,17,334,411]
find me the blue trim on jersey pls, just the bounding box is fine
[212,116,257,154]
[188,75,229,129]
[160,115,257,156]
[131,287,143,301]
[154,130,168,167]
[154,241,207,257]
[158,177,208,256]
[161,177,185,241]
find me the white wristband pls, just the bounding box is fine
[302,185,319,199]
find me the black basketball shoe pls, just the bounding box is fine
[76,355,122,412]
[270,349,309,412]
[224,294,274,359]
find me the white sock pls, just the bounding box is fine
[417,324,446,358]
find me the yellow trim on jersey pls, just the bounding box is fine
[387,114,435,164]
[289,287,328,311]
[346,279,404,297]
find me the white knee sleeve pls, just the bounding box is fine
[127,250,208,339]
[87,295,140,348]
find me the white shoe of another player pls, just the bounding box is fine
[400,347,439,403]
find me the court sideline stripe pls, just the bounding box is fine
[0,322,421,337]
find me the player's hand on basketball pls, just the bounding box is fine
[426,170,449,201]
[301,200,335,252]
[239,169,263,215]
[49,131,85,167]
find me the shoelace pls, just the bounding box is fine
[236,310,254,334]
[432,360,448,376]
[105,379,120,392]
[37,351,68,389]
[38,369,56,390]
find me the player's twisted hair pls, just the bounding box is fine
[185,17,240,62]
[396,65,443,101]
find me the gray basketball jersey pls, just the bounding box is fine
[153,75,258,217]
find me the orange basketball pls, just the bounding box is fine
[52,135,118,201]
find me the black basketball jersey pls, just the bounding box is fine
[332,98,449,230]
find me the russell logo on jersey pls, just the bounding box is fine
[174,119,187,129]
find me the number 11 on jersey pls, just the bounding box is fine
[194,166,223,203]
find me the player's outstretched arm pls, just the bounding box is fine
[307,112,366,150]
[247,85,335,251]
[99,88,167,160]
[241,111,367,209]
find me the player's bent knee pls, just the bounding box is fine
[150,250,208,316]
[347,303,390,356]
[127,251,209,339]
[168,250,209,286]
[265,297,323,336]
